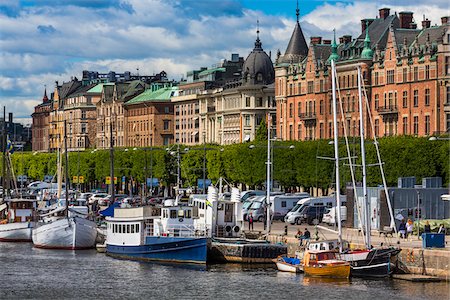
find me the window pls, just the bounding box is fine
[164,106,170,114]
[403,68,407,82]
[163,137,170,145]
[403,117,408,135]
[374,119,379,137]
[413,90,419,107]
[425,65,430,80]
[413,116,419,135]
[281,201,286,208]
[245,97,250,107]
[425,115,430,135]
[374,94,379,109]
[289,103,293,118]
[163,120,170,130]
[297,102,302,116]
[307,81,314,94]
[447,114,450,132]
[319,100,324,115]
[136,224,139,233]
[402,91,408,108]
[446,56,450,75]
[425,89,430,106]
[170,210,177,218]
[413,67,418,81]
[447,86,450,104]
[374,72,379,85]
[289,125,293,140]
[297,124,302,140]
[256,97,263,107]
[81,111,86,119]
[298,83,302,94]
[319,123,324,139]
[81,123,86,134]
[244,115,250,126]
[289,84,293,95]
[387,70,395,84]
[319,80,324,92]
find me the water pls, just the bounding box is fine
[0,243,448,300]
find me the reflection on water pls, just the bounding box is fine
[0,242,448,300]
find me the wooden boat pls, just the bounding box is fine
[0,198,37,242]
[303,250,350,278]
[273,256,303,273]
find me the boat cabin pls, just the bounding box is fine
[303,250,342,266]
[0,199,37,223]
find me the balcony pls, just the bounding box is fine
[207,107,216,113]
[376,105,399,115]
[298,112,317,121]
[444,102,450,112]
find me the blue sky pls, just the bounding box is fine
[0,0,448,123]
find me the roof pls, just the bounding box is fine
[283,21,308,60]
[122,80,148,101]
[67,84,96,98]
[393,28,421,51]
[101,85,115,103]
[198,67,226,77]
[412,25,446,46]
[125,86,179,105]
[87,83,115,94]
[58,79,82,100]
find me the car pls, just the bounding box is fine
[99,194,127,206]
[299,206,326,225]
[89,193,109,205]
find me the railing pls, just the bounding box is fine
[146,223,209,238]
[376,105,398,114]
[298,112,317,121]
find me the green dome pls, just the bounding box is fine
[361,22,373,59]
[327,29,339,63]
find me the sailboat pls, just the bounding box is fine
[32,121,97,250]
[330,61,400,277]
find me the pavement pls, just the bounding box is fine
[247,220,450,250]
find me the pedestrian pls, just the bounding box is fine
[248,213,254,231]
[295,228,303,246]
[301,228,311,246]
[438,224,446,234]
[406,219,414,239]
[398,219,406,239]
[424,221,431,233]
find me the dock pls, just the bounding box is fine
[392,274,443,282]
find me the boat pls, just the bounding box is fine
[302,250,350,278]
[0,198,37,242]
[106,205,208,264]
[273,255,303,273]
[32,120,98,250]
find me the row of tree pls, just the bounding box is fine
[6,136,449,191]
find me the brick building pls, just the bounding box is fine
[276,7,450,141]
[31,89,52,152]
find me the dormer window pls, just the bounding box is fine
[257,73,263,82]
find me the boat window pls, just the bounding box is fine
[178,210,184,218]
[127,225,131,233]
[326,202,332,208]
[185,210,191,218]
[170,210,177,218]
[119,225,122,234]
[131,224,134,233]
[136,224,140,232]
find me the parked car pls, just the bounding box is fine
[89,193,108,205]
[98,194,128,206]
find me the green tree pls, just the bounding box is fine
[254,119,267,141]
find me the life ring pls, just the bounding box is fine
[178,217,184,222]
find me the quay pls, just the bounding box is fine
[248,221,450,281]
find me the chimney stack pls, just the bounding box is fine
[442,16,449,25]
[361,19,374,34]
[343,35,352,44]
[422,18,431,29]
[339,37,344,44]
[399,11,414,29]
[379,8,390,19]
[310,36,322,45]
[410,22,417,29]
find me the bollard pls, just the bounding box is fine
[284,225,288,236]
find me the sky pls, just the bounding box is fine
[0,0,449,124]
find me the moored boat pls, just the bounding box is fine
[106,205,208,264]
[303,250,350,279]
[273,256,303,273]
[0,198,37,242]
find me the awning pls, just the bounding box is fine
[244,134,250,142]
[99,202,120,217]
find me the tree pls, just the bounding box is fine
[254,119,267,141]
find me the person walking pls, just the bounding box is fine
[398,219,406,239]
[424,221,431,233]
[406,219,414,239]
[248,213,254,231]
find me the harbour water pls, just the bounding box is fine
[0,243,448,300]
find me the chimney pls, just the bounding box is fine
[410,22,417,29]
[310,36,322,45]
[339,36,344,44]
[399,11,414,29]
[442,16,449,25]
[422,18,431,29]
[343,35,352,44]
[379,8,390,19]
[323,40,331,45]
[361,19,374,34]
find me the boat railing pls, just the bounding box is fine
[145,223,209,238]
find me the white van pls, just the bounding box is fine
[284,194,346,225]
[322,203,347,225]
[271,193,310,220]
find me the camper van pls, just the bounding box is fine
[322,204,347,225]
[284,194,346,225]
[247,193,310,222]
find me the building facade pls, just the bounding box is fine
[276,7,450,141]
[32,89,52,152]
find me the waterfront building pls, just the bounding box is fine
[31,89,52,152]
[172,54,244,145]
[124,84,178,147]
[96,81,147,149]
[201,26,275,145]
[276,7,450,141]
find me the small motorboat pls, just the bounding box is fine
[303,250,350,279]
[273,256,303,273]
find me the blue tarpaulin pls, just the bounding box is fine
[99,202,120,217]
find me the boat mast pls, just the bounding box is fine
[109,116,115,205]
[1,107,6,200]
[64,120,70,216]
[331,60,343,252]
[357,66,370,248]
[266,113,271,235]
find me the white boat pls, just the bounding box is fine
[273,256,303,273]
[32,216,97,250]
[0,198,37,242]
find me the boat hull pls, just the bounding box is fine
[351,261,396,277]
[209,240,287,263]
[0,222,34,242]
[32,217,97,250]
[107,236,208,264]
[274,257,303,273]
[343,248,401,277]
[304,264,350,278]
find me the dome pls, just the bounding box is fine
[242,35,275,86]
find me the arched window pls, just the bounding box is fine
[257,73,263,82]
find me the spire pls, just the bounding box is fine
[254,19,262,50]
[282,2,308,59]
[296,0,300,23]
[42,85,49,103]
[328,29,339,63]
[361,21,373,59]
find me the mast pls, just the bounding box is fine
[109,118,115,206]
[358,66,371,248]
[266,113,271,235]
[331,60,343,252]
[64,120,70,215]
[2,107,6,199]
